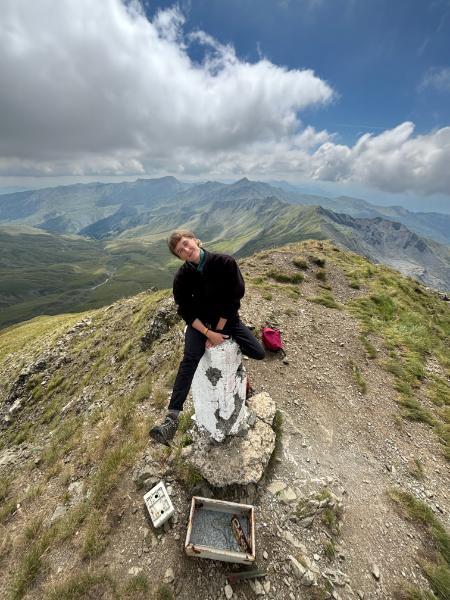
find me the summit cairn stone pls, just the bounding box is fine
[191,339,249,442]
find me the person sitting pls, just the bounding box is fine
[149,229,265,446]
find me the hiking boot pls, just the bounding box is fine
[149,413,179,447]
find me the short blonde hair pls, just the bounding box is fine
[167,229,202,257]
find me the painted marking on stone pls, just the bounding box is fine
[215,392,245,433]
[236,363,246,382]
[206,367,223,386]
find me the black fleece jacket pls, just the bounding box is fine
[173,250,245,326]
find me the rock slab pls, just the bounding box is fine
[187,392,276,487]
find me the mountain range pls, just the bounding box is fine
[0,177,449,328]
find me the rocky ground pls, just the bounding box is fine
[0,241,448,600]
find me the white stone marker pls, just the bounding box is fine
[191,339,248,442]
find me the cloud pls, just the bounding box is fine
[0,0,333,172]
[169,122,450,196]
[419,66,450,92]
[310,123,450,195]
[0,0,449,196]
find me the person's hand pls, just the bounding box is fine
[205,331,229,349]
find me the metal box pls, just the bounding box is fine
[144,481,175,528]
[185,496,255,564]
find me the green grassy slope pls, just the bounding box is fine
[0,228,110,327]
[0,228,178,329]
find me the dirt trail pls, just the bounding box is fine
[239,249,449,599]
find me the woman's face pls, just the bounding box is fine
[174,236,201,263]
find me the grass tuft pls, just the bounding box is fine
[41,416,82,467]
[24,517,44,541]
[124,573,149,595]
[0,498,16,524]
[90,442,136,508]
[117,341,133,362]
[81,509,110,559]
[389,488,450,600]
[173,460,203,486]
[177,409,194,434]
[399,397,436,426]
[408,458,425,481]
[293,257,308,270]
[0,477,10,502]
[153,386,168,409]
[45,570,117,600]
[310,256,326,267]
[361,335,378,359]
[309,291,341,310]
[268,269,304,284]
[349,360,367,394]
[10,529,55,600]
[323,540,337,561]
[0,477,17,525]
[156,583,174,600]
[394,584,437,599]
[268,410,283,473]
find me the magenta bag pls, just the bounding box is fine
[261,327,285,356]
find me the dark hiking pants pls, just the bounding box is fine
[168,319,265,412]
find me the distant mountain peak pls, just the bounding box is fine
[135,176,180,184]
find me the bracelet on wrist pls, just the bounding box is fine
[204,327,209,337]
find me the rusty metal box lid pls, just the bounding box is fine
[185,496,255,564]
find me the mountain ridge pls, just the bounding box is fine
[1,177,449,244]
[1,178,449,329]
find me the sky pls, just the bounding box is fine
[1,0,450,209]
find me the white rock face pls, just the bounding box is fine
[191,339,248,442]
